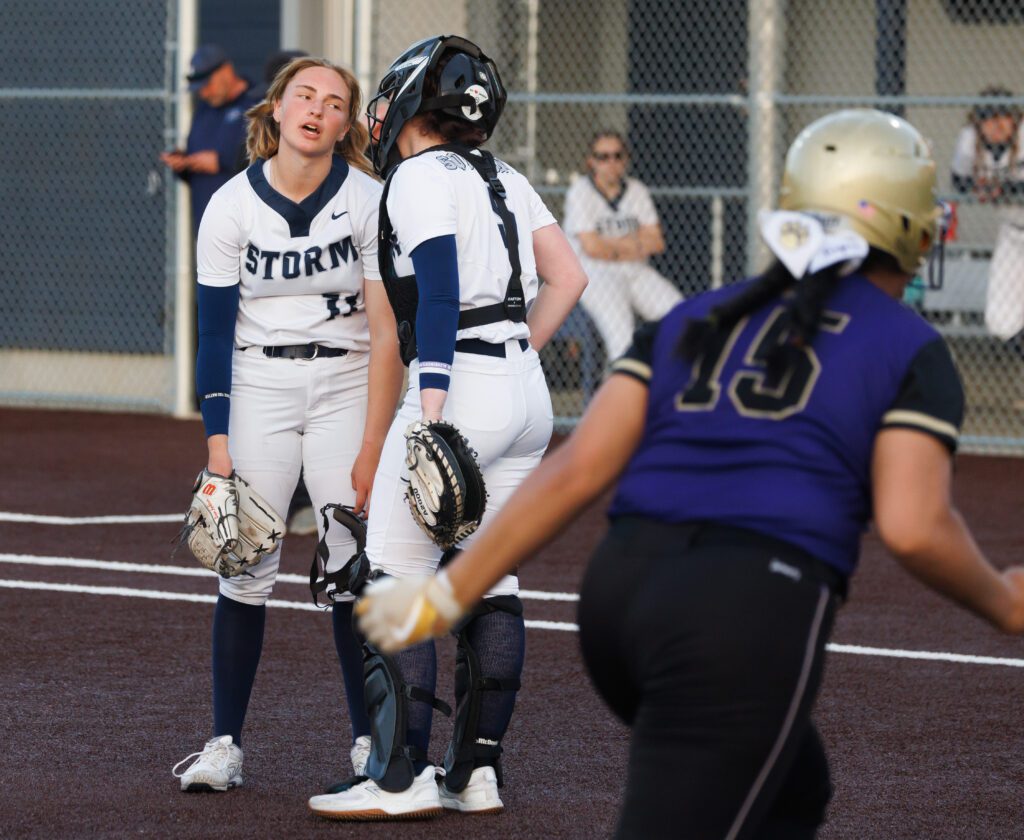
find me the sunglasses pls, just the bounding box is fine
[591,150,626,161]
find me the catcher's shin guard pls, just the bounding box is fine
[442,595,523,793]
[363,644,452,793]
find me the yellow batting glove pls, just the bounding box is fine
[356,571,465,653]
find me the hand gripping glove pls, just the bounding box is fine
[179,469,285,578]
[404,421,487,550]
[356,570,466,653]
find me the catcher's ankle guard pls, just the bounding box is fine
[308,504,375,606]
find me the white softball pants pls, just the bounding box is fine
[365,339,553,598]
[579,261,683,359]
[220,348,368,605]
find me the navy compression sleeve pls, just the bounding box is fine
[412,234,460,392]
[196,283,240,437]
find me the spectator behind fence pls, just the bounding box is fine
[951,86,1024,340]
[563,131,683,361]
[160,44,260,234]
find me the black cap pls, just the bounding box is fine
[187,44,228,92]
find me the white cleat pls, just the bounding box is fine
[172,735,243,792]
[350,735,371,777]
[439,765,504,814]
[308,765,443,821]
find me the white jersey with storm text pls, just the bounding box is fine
[563,174,660,267]
[197,156,382,351]
[386,148,556,345]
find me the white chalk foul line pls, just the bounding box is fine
[0,579,577,631]
[0,514,568,538]
[2,554,1019,668]
[824,643,1024,668]
[0,554,581,602]
[0,512,182,525]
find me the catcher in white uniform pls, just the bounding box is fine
[564,131,682,361]
[307,35,588,821]
[172,58,403,792]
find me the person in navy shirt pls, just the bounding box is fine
[160,45,260,233]
[353,109,1024,839]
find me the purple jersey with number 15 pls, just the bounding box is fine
[608,274,965,576]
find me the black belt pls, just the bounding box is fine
[249,344,349,360]
[454,338,529,358]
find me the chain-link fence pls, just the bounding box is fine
[365,0,1024,451]
[0,0,179,412]
[3,1,1024,451]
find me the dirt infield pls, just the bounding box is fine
[2,407,1024,839]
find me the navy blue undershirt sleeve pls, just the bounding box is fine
[196,283,240,437]
[412,234,460,392]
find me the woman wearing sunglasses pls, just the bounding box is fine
[563,130,683,367]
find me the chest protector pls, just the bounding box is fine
[378,144,526,365]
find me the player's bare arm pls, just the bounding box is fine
[205,433,233,477]
[526,222,588,351]
[872,427,1024,632]
[352,280,404,512]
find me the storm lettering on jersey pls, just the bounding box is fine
[597,217,639,237]
[328,237,357,267]
[244,236,356,280]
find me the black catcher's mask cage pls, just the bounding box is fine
[366,34,507,176]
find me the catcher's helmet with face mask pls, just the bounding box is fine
[780,109,941,274]
[366,34,506,176]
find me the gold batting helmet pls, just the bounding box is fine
[780,109,940,274]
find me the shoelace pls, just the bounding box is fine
[171,736,234,778]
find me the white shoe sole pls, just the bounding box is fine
[308,804,443,821]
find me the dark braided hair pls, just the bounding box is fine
[678,250,889,387]
[677,260,796,362]
[764,263,844,384]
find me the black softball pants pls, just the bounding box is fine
[578,517,843,840]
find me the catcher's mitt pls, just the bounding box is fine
[178,470,285,578]
[404,421,487,550]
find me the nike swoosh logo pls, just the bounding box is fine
[331,210,348,220]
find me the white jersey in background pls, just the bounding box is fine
[562,173,682,360]
[386,149,556,345]
[197,157,382,351]
[563,174,660,270]
[951,123,1024,340]
[950,122,1024,186]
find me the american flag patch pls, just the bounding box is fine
[857,200,876,218]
